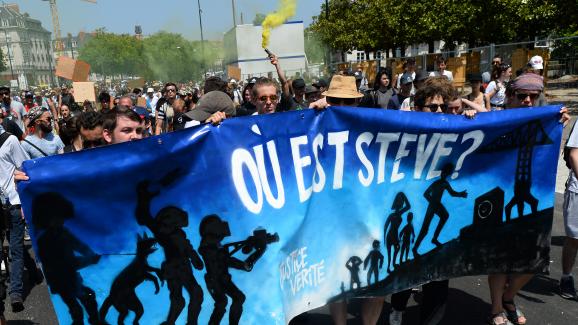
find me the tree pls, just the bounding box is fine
[304,27,327,64]
[253,13,266,25]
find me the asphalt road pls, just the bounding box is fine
[3,120,578,325]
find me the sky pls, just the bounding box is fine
[14,0,325,40]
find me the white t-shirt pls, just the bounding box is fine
[566,123,578,193]
[0,129,30,205]
[429,70,454,82]
[485,80,506,106]
[400,97,412,111]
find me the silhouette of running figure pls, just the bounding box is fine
[413,163,467,256]
[31,192,101,325]
[199,214,278,325]
[364,240,384,285]
[399,212,415,263]
[136,180,204,325]
[345,256,362,290]
[384,192,411,272]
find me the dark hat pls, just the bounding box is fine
[292,78,306,89]
[354,71,363,80]
[414,70,429,82]
[312,78,328,89]
[305,85,319,94]
[400,72,414,85]
[467,73,483,82]
[184,91,236,122]
[27,106,47,126]
[247,77,258,85]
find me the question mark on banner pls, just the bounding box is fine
[452,130,485,179]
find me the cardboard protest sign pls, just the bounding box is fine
[228,65,241,81]
[127,78,145,89]
[55,56,90,82]
[72,82,96,103]
[19,106,562,324]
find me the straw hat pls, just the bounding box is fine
[322,75,364,99]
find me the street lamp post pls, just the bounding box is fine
[231,0,237,27]
[197,0,205,78]
[2,29,19,89]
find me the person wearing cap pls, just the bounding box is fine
[485,72,569,325]
[304,85,320,106]
[184,91,236,128]
[313,78,329,95]
[388,72,413,110]
[21,106,64,159]
[400,70,429,111]
[230,79,243,108]
[429,56,454,82]
[394,58,416,92]
[145,87,158,116]
[525,55,548,107]
[267,52,306,111]
[484,63,512,111]
[23,91,37,113]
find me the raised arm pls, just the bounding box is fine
[269,53,290,97]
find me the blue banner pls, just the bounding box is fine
[19,105,562,324]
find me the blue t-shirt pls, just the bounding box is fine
[21,133,64,159]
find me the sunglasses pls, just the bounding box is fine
[492,61,501,65]
[166,88,177,93]
[327,97,358,106]
[516,92,539,101]
[82,138,106,148]
[258,95,278,102]
[425,104,448,111]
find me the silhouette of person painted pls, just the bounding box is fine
[399,212,415,263]
[136,181,204,325]
[345,256,362,290]
[384,192,411,272]
[363,240,384,286]
[505,179,538,221]
[31,192,101,325]
[198,214,278,325]
[99,233,163,324]
[413,163,467,256]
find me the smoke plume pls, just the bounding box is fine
[261,0,296,48]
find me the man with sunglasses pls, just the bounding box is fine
[155,82,177,135]
[21,106,64,159]
[252,78,280,115]
[0,86,26,132]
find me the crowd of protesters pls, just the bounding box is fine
[0,49,575,325]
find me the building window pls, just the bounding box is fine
[356,52,365,62]
[375,51,383,60]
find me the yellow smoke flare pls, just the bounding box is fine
[261,0,297,48]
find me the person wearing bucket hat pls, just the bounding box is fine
[309,75,365,110]
[184,91,236,127]
[21,106,64,159]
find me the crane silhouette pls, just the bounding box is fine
[477,120,553,221]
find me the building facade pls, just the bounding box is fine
[0,4,55,89]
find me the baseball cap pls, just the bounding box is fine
[133,106,151,121]
[528,55,544,70]
[147,87,154,93]
[292,78,306,89]
[27,106,47,126]
[400,72,414,85]
[354,71,363,81]
[184,91,236,122]
[312,79,328,89]
[247,77,258,85]
[305,85,319,94]
[414,70,429,82]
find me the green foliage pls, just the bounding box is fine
[310,0,576,52]
[78,30,214,81]
[304,27,327,64]
[253,13,267,25]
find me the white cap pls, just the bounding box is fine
[528,55,544,70]
[230,78,237,84]
[147,87,154,93]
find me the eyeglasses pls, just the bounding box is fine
[166,88,177,93]
[425,103,448,111]
[258,95,278,102]
[516,92,539,101]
